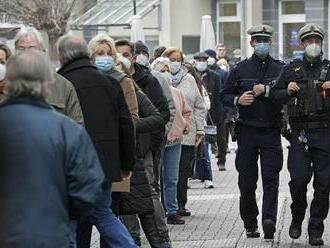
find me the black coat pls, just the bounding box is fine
[133,63,169,150]
[220,54,285,128]
[58,57,135,182]
[0,97,104,248]
[201,69,223,124]
[121,90,164,215]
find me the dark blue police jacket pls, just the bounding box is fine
[220,53,285,128]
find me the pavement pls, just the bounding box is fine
[91,139,330,248]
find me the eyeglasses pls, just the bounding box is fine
[16,46,38,51]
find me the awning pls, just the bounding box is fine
[71,0,160,30]
[0,23,21,40]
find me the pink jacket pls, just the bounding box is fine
[167,86,192,144]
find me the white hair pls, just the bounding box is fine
[151,57,170,72]
[14,26,45,50]
[57,34,89,65]
[5,49,54,98]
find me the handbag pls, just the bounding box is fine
[192,144,212,180]
[204,112,217,144]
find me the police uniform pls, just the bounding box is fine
[220,25,285,238]
[271,23,330,245]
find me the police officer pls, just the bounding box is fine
[270,23,330,246]
[220,25,285,239]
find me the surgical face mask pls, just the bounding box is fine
[195,61,208,72]
[95,56,114,72]
[0,64,6,81]
[169,61,181,74]
[254,43,271,58]
[135,54,149,67]
[305,43,322,59]
[207,57,216,66]
[119,56,132,69]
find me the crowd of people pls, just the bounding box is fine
[0,26,232,248]
[1,21,330,248]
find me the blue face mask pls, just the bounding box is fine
[254,43,271,58]
[95,56,114,72]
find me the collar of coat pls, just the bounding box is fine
[58,56,97,75]
[0,96,51,109]
[250,53,272,65]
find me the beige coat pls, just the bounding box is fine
[119,77,139,124]
[175,72,206,146]
[47,73,84,125]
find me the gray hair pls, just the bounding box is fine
[5,49,54,98]
[14,26,45,50]
[57,34,89,65]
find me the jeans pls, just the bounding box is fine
[204,143,213,181]
[71,186,137,248]
[162,143,182,215]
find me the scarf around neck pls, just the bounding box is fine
[170,68,184,87]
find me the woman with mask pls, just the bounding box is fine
[88,34,139,123]
[151,57,192,224]
[161,47,206,217]
[0,44,12,101]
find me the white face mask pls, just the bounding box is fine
[0,64,6,81]
[305,43,322,58]
[207,57,216,66]
[195,61,208,72]
[119,56,132,69]
[136,54,149,67]
[169,61,181,74]
[219,65,228,71]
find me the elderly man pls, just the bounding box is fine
[220,25,285,240]
[0,49,104,248]
[14,26,83,124]
[57,34,136,248]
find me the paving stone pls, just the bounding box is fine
[91,140,330,247]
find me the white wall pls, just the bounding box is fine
[163,0,212,48]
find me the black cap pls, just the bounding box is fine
[193,52,209,59]
[133,41,149,56]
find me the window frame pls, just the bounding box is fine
[216,0,242,49]
[278,0,306,60]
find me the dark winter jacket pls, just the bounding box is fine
[58,57,135,182]
[133,63,169,150]
[220,54,285,128]
[0,97,104,248]
[201,69,223,124]
[120,90,164,215]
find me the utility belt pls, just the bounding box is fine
[290,121,330,131]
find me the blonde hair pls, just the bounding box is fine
[88,33,118,62]
[161,47,184,62]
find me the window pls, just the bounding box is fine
[182,36,200,55]
[282,1,305,15]
[283,23,305,59]
[219,3,237,17]
[217,0,241,57]
[278,0,305,60]
[218,22,241,56]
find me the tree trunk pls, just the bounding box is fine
[48,34,60,63]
